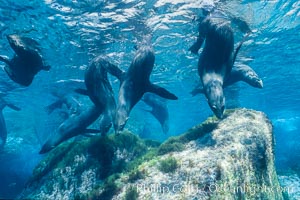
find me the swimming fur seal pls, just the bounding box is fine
[0,99,21,150]
[75,56,122,135]
[114,39,178,134]
[191,63,263,96]
[189,13,248,118]
[45,92,81,117]
[0,34,50,86]
[142,93,169,134]
[39,103,102,154]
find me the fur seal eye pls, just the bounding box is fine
[212,105,217,111]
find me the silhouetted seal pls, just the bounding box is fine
[0,99,20,150]
[114,40,178,134]
[0,34,50,86]
[45,92,81,116]
[142,93,169,134]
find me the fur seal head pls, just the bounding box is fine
[204,79,225,119]
[114,97,129,134]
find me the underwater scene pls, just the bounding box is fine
[0,0,299,199]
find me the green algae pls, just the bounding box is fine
[82,133,162,199]
[157,115,218,155]
[157,139,184,155]
[156,110,238,156]
[124,186,139,200]
[128,168,145,182]
[83,174,120,200]
[158,157,178,173]
[88,136,115,179]
[30,139,87,183]
[98,174,120,200]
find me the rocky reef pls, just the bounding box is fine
[19,109,286,199]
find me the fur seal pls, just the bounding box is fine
[40,56,122,153]
[0,34,50,86]
[114,40,178,134]
[75,56,122,135]
[45,92,81,117]
[189,12,248,118]
[0,99,21,150]
[39,103,102,154]
[142,93,169,134]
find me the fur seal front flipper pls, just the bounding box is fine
[0,55,11,65]
[232,32,250,64]
[148,83,178,100]
[6,103,21,111]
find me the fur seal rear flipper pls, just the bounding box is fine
[225,64,263,88]
[191,64,263,96]
[114,40,177,134]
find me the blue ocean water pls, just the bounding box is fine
[0,0,299,198]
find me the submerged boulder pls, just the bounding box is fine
[19,109,285,200]
[19,132,159,200]
[113,109,285,200]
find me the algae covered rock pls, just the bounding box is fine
[19,131,157,200]
[19,109,285,200]
[112,109,286,200]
